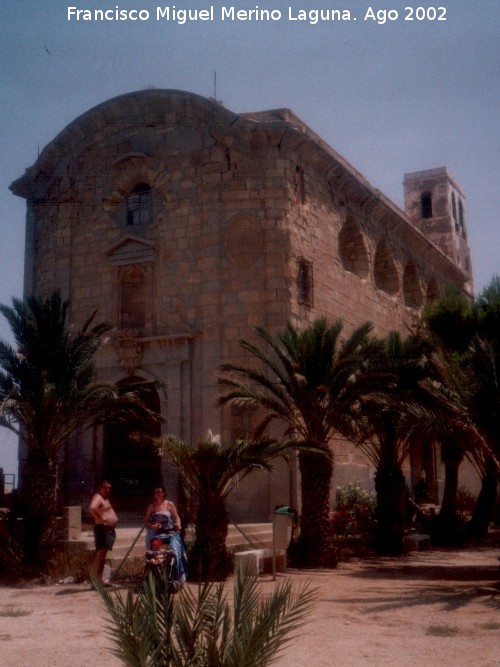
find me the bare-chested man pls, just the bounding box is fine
[89,480,118,586]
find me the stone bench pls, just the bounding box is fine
[234,548,287,575]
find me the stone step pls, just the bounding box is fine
[80,522,274,566]
[226,523,273,549]
[80,526,146,566]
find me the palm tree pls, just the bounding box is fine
[467,277,500,536]
[217,317,383,567]
[100,566,316,667]
[422,286,477,354]
[0,291,158,568]
[423,282,500,540]
[157,434,291,580]
[403,341,496,544]
[466,336,500,537]
[354,332,436,553]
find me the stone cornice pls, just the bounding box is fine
[112,330,197,344]
[110,329,197,374]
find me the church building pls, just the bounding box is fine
[10,90,473,518]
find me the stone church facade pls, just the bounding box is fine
[10,90,473,519]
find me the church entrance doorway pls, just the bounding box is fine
[103,378,162,516]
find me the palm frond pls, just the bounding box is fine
[100,568,316,667]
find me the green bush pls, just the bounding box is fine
[332,483,376,540]
[456,487,476,526]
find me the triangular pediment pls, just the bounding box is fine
[105,235,156,265]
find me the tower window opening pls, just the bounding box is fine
[421,191,433,219]
[458,199,465,228]
[451,192,457,221]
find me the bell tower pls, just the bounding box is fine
[404,167,473,295]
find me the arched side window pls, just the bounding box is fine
[126,183,152,226]
[421,191,433,219]
[402,261,423,309]
[120,265,146,329]
[425,278,440,304]
[373,241,399,295]
[338,216,370,279]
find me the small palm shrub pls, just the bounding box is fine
[158,436,292,581]
[99,567,316,666]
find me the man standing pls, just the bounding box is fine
[89,480,118,586]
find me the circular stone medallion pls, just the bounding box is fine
[224,216,265,266]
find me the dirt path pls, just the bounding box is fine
[1,547,499,667]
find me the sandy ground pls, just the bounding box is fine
[0,546,499,667]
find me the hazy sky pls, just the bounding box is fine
[0,0,499,477]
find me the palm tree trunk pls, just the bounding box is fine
[374,466,407,554]
[20,450,59,570]
[436,441,462,544]
[295,450,335,567]
[191,499,231,581]
[468,455,498,539]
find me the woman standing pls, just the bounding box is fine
[144,486,187,583]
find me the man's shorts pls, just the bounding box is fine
[94,524,116,551]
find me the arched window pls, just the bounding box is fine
[126,183,152,226]
[338,216,369,279]
[402,261,423,309]
[425,278,440,304]
[421,191,433,219]
[374,241,399,295]
[120,265,146,329]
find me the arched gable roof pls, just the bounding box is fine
[10,89,239,198]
